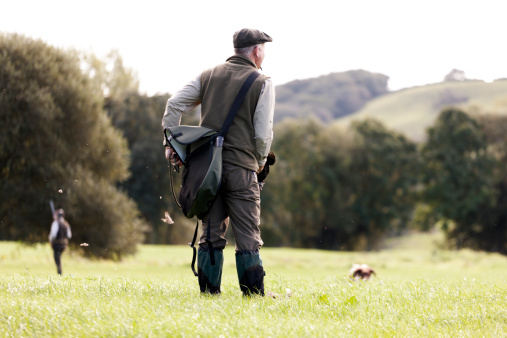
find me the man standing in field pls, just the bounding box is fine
[49,208,72,275]
[162,28,275,296]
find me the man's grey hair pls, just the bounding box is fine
[234,44,260,56]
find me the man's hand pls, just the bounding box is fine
[257,151,276,183]
[165,147,183,167]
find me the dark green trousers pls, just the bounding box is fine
[198,163,265,295]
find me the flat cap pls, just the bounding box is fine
[233,28,273,48]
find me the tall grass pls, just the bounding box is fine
[2,239,507,336]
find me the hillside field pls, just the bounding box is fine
[2,233,507,336]
[335,80,507,141]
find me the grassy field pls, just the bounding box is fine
[2,233,507,336]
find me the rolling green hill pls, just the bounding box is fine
[275,69,389,122]
[334,79,507,141]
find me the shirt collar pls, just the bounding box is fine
[226,54,258,69]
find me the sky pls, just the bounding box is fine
[1,0,506,95]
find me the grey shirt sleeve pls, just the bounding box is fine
[49,220,58,242]
[161,75,202,144]
[253,78,275,167]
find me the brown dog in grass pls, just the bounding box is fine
[349,264,376,281]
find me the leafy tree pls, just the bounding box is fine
[345,119,419,249]
[421,108,496,249]
[81,50,200,244]
[0,34,147,258]
[262,118,418,250]
[105,91,200,244]
[81,49,140,98]
[470,114,507,253]
[262,118,337,247]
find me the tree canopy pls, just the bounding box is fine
[420,108,496,250]
[81,50,202,244]
[4,34,507,257]
[261,117,418,250]
[0,34,147,258]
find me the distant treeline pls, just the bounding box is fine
[263,111,507,254]
[2,34,507,257]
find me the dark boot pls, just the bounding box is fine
[236,250,265,296]
[197,246,223,294]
